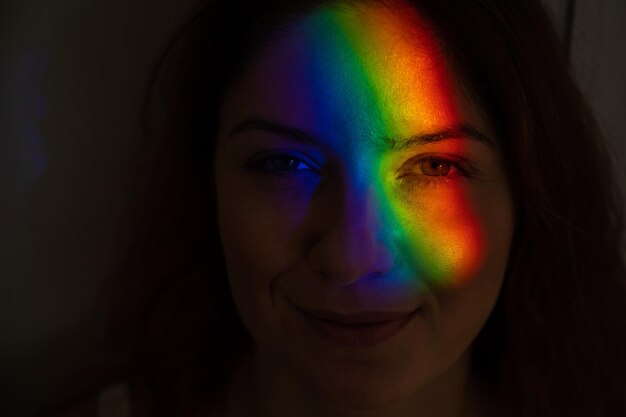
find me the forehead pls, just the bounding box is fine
[221,3,489,147]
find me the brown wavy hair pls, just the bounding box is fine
[101,0,626,416]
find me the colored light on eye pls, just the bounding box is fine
[420,159,451,176]
[266,156,303,171]
[298,3,485,288]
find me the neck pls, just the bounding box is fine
[224,347,492,417]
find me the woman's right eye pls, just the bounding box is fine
[248,152,321,176]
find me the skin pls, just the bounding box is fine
[214,3,514,417]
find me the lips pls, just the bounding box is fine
[299,307,418,324]
[292,304,419,347]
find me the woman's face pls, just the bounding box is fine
[215,2,514,408]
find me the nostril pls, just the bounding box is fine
[307,182,396,283]
[307,231,395,284]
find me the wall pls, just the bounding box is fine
[1,1,197,414]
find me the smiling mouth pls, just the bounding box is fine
[293,305,419,348]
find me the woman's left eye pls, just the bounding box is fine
[396,155,478,188]
[418,158,453,176]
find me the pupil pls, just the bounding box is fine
[422,159,449,176]
[273,157,297,171]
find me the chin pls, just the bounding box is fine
[294,359,420,410]
[312,380,411,410]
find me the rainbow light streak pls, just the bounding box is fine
[300,3,484,288]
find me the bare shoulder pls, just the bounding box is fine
[50,383,131,417]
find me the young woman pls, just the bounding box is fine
[90,0,626,416]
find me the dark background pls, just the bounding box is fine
[1,0,624,415]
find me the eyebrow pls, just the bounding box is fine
[385,124,496,151]
[229,117,496,151]
[230,118,321,147]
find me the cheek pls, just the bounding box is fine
[217,184,310,279]
[388,183,513,289]
[216,180,311,342]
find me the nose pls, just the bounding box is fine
[307,181,395,285]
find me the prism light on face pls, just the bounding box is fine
[299,4,485,287]
[216,0,514,408]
